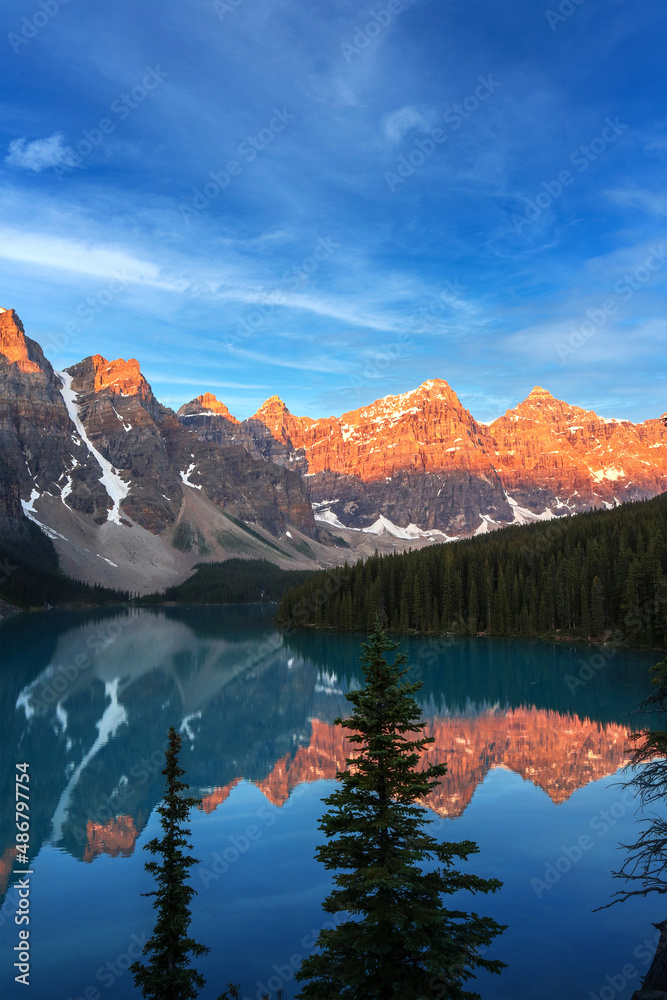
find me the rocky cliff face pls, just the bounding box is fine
[489,386,667,512]
[178,392,308,472]
[235,379,667,534]
[0,310,318,592]
[179,391,239,421]
[62,353,317,538]
[0,308,110,524]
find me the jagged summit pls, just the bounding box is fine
[520,386,562,407]
[66,354,153,399]
[251,379,459,428]
[250,394,312,446]
[252,395,291,417]
[0,307,47,373]
[495,386,574,424]
[178,392,238,422]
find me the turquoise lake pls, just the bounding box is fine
[0,605,664,1000]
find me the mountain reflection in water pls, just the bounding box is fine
[0,605,654,900]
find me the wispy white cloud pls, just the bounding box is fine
[382,105,433,143]
[605,187,667,218]
[0,228,163,283]
[228,346,350,373]
[0,224,430,334]
[5,133,75,173]
[151,376,269,389]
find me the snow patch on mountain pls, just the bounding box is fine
[57,371,131,524]
[21,487,69,539]
[474,515,502,535]
[314,508,351,530]
[505,494,556,524]
[590,467,626,482]
[180,463,202,489]
[21,487,40,515]
[362,515,452,540]
[60,474,73,505]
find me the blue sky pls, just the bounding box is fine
[1,0,666,422]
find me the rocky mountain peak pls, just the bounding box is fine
[251,395,311,445]
[67,354,153,400]
[350,378,463,425]
[0,308,47,374]
[518,386,563,410]
[497,386,580,427]
[253,394,289,417]
[414,377,457,398]
[178,392,239,422]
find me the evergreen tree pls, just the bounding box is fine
[591,575,605,636]
[131,728,237,1000]
[467,578,479,636]
[278,494,667,648]
[295,620,505,1000]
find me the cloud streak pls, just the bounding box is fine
[5,133,75,173]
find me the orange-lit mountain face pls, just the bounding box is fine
[247,381,667,499]
[178,392,240,422]
[251,379,500,480]
[489,386,667,511]
[74,354,155,402]
[197,378,666,534]
[0,308,47,374]
[201,708,634,819]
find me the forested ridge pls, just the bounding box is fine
[278,494,667,647]
[139,558,315,605]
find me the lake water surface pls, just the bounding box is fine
[0,606,664,1000]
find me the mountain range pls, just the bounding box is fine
[1,306,665,593]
